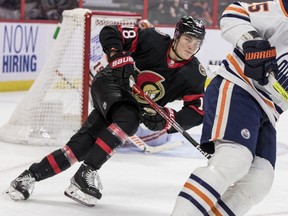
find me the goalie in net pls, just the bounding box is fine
[4,13,206,207]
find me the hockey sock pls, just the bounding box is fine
[84,123,129,170]
[29,146,77,181]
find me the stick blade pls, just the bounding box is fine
[143,141,183,154]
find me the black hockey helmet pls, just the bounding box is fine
[174,16,206,41]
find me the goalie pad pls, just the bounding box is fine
[134,127,172,146]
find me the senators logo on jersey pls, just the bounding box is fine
[135,71,165,104]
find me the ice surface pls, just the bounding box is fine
[0,91,287,216]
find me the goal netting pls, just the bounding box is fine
[0,9,141,145]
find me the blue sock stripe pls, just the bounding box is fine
[178,191,207,215]
[217,199,236,216]
[190,174,236,215]
[281,0,288,15]
[190,174,221,200]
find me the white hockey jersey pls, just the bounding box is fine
[218,0,288,127]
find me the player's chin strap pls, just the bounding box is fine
[171,39,186,60]
[129,76,212,159]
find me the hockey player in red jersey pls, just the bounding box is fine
[172,0,288,215]
[4,16,207,207]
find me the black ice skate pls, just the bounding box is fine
[4,170,36,201]
[64,163,103,207]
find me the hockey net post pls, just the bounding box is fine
[0,9,141,145]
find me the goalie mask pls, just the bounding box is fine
[174,16,206,41]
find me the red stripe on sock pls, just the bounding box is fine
[96,138,113,155]
[47,154,61,174]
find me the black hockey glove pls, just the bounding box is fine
[140,107,176,132]
[108,51,138,91]
[243,40,278,85]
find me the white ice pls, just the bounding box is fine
[0,91,287,216]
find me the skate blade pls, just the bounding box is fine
[3,186,25,201]
[64,184,97,207]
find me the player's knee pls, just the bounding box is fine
[246,156,274,204]
[66,132,95,161]
[189,144,254,211]
[206,143,253,188]
[192,144,252,195]
[219,157,274,215]
[112,104,140,136]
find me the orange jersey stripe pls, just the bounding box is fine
[214,80,231,140]
[224,6,249,16]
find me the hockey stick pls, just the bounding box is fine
[55,69,180,153]
[55,69,79,90]
[129,76,212,159]
[128,135,183,154]
[271,76,288,102]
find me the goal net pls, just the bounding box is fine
[0,9,141,145]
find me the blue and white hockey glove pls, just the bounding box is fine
[243,40,278,85]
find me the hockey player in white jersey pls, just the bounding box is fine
[172,0,288,215]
